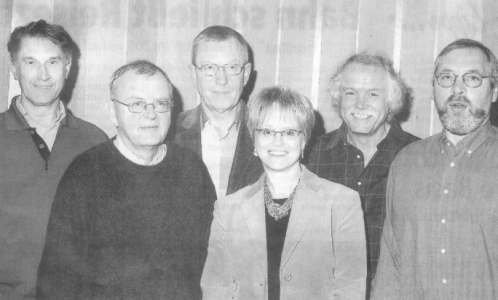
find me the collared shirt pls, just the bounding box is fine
[371,122,498,300]
[201,110,240,199]
[16,96,66,150]
[114,135,167,166]
[307,122,418,290]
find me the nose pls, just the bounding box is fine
[214,66,228,85]
[39,63,50,81]
[143,104,157,119]
[452,75,466,95]
[355,94,368,109]
[272,132,285,145]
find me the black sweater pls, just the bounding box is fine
[37,141,216,300]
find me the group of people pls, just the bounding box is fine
[0,19,496,300]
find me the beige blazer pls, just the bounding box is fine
[201,167,366,300]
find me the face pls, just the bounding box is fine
[254,108,305,173]
[192,38,251,114]
[434,48,497,135]
[111,72,172,153]
[338,63,391,137]
[10,37,71,106]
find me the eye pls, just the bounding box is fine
[130,101,146,110]
[261,128,272,136]
[369,91,380,97]
[23,59,35,65]
[342,89,356,97]
[465,73,482,83]
[48,59,61,65]
[201,64,216,72]
[438,73,454,81]
[227,64,242,73]
[155,100,171,109]
[284,129,299,137]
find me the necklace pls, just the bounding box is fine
[264,177,300,221]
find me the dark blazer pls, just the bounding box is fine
[174,105,263,196]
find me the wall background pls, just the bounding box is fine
[1,0,497,137]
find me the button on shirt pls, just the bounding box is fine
[307,122,418,291]
[201,118,239,199]
[372,122,498,300]
[16,96,66,151]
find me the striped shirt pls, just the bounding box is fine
[371,122,498,300]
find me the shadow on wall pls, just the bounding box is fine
[491,102,498,127]
[59,40,81,106]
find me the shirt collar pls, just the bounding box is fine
[15,95,66,130]
[114,135,167,166]
[6,95,73,131]
[439,121,493,155]
[200,103,243,138]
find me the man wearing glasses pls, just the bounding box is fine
[174,25,262,198]
[372,39,498,299]
[37,60,216,299]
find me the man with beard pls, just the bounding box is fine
[371,39,498,300]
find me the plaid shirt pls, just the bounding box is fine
[306,122,418,292]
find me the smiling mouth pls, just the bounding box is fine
[351,112,372,120]
[268,150,288,156]
[34,84,54,89]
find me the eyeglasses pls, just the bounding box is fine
[255,128,303,142]
[195,63,247,77]
[435,72,493,88]
[112,98,173,113]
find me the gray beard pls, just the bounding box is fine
[437,96,488,136]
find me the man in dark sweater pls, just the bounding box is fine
[37,60,216,299]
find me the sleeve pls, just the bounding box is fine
[200,199,235,300]
[370,159,401,300]
[331,189,367,300]
[36,159,92,300]
[186,161,216,300]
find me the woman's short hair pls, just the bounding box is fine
[329,53,411,121]
[246,86,315,143]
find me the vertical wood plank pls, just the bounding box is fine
[0,0,14,111]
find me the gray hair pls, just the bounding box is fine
[191,25,250,65]
[109,60,172,96]
[329,52,411,121]
[434,38,498,89]
[246,86,315,144]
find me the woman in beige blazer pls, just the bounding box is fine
[201,86,366,300]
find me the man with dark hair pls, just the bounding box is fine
[0,19,106,299]
[372,39,498,299]
[174,25,262,198]
[307,53,418,297]
[38,60,216,299]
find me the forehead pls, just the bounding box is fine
[436,48,488,73]
[195,38,246,64]
[341,63,389,89]
[113,71,172,99]
[259,104,300,127]
[17,36,64,59]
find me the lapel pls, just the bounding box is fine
[176,106,202,157]
[227,119,256,193]
[240,175,268,272]
[280,168,320,269]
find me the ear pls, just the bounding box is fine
[242,62,252,86]
[190,64,199,88]
[492,85,498,103]
[9,59,18,80]
[64,57,72,79]
[109,99,118,127]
